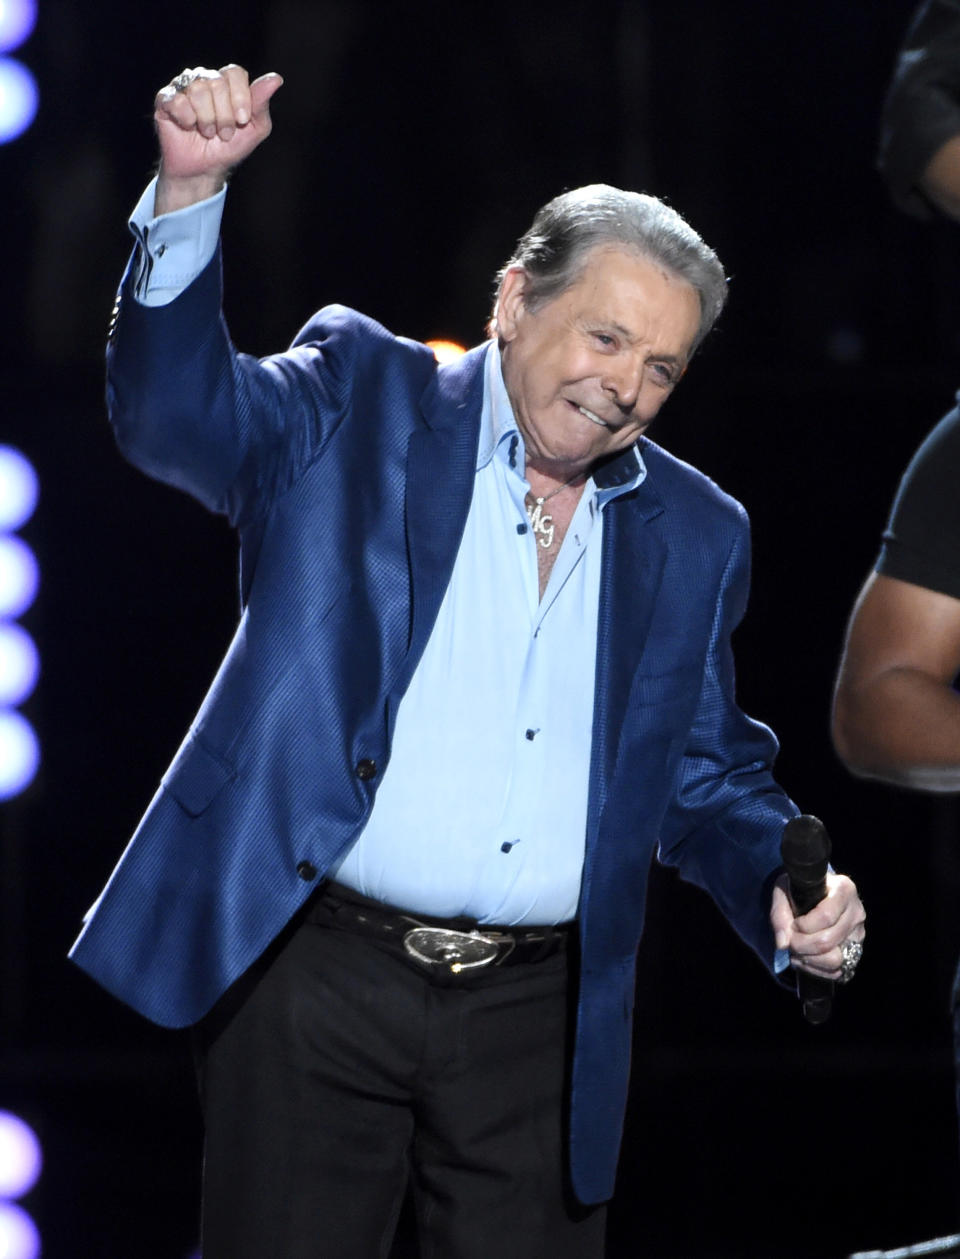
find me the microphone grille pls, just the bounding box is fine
[781,814,831,871]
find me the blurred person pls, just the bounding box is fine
[834,0,960,845]
[72,64,864,1259]
[834,5,960,1249]
[877,0,960,221]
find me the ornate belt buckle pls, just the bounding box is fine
[402,926,502,973]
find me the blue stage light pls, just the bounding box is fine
[0,446,38,531]
[0,623,38,706]
[0,56,37,143]
[0,536,38,620]
[0,708,39,799]
[0,1,36,54]
[0,1113,41,1259]
[0,1112,41,1199]
[0,447,38,798]
[0,1203,39,1259]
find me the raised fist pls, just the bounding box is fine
[153,64,283,212]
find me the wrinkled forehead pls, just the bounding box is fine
[566,247,701,343]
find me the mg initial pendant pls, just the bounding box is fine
[525,498,555,549]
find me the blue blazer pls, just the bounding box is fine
[72,249,797,1204]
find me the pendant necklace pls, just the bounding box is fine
[525,474,579,550]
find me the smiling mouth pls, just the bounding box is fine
[575,404,611,429]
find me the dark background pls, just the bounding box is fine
[3,1,960,1255]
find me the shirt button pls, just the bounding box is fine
[355,758,377,781]
[296,861,317,881]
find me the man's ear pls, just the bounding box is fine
[495,266,529,343]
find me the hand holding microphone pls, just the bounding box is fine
[773,815,866,1024]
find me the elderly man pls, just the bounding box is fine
[72,65,864,1259]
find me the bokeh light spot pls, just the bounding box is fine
[0,623,38,706]
[0,1,37,54]
[0,0,35,54]
[0,1112,41,1199]
[0,1203,40,1259]
[426,339,467,365]
[0,536,38,619]
[0,57,37,142]
[0,709,39,799]
[0,447,38,531]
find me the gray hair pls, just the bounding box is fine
[490,184,727,352]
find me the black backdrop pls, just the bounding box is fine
[3,2,960,1255]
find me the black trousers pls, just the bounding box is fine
[194,895,606,1258]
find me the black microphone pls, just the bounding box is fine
[780,814,833,1025]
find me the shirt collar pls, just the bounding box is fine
[478,341,646,503]
[477,341,521,472]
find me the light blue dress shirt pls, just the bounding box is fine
[333,347,643,924]
[128,180,645,926]
[128,178,226,305]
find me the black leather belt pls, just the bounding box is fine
[311,882,570,974]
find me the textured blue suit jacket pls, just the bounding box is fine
[72,248,797,1204]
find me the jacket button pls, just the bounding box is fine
[296,861,317,881]
[355,758,377,781]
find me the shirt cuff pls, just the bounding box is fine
[127,176,226,307]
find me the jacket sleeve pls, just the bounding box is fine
[105,245,363,529]
[655,508,798,971]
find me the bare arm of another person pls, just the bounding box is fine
[919,133,960,219]
[833,571,960,791]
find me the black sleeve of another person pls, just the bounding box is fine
[879,0,960,215]
[878,402,960,599]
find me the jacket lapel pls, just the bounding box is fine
[393,343,487,698]
[587,463,667,832]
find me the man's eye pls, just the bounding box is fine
[651,363,676,386]
[593,332,616,347]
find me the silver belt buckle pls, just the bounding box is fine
[402,926,503,973]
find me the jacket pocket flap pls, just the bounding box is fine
[161,734,235,818]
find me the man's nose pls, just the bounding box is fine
[601,358,643,409]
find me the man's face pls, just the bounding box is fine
[497,246,702,478]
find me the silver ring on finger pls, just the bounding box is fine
[838,937,863,985]
[171,71,200,93]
